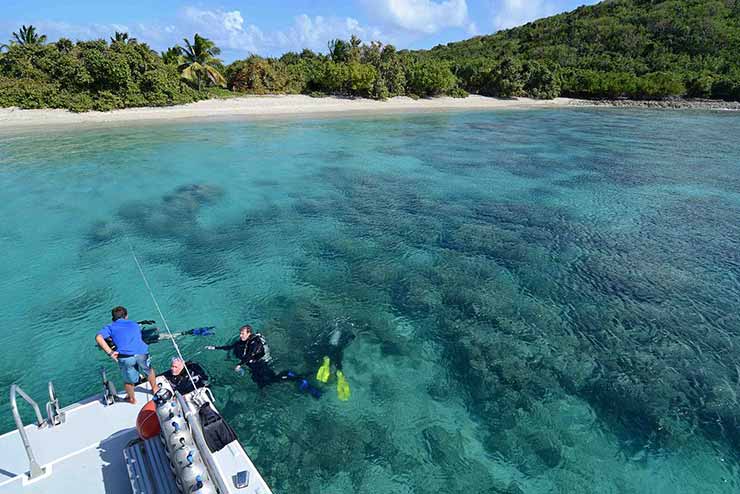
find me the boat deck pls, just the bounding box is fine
[0,386,152,494]
[1,379,272,494]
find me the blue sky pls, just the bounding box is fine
[2,1,598,61]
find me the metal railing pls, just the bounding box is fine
[9,384,46,480]
[176,391,226,494]
[46,381,65,426]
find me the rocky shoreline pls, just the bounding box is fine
[573,98,740,111]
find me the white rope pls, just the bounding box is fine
[128,242,199,394]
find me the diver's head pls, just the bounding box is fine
[239,324,253,341]
[170,357,185,375]
[111,306,128,321]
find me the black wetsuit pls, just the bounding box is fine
[161,361,209,395]
[215,334,298,388]
[307,330,356,372]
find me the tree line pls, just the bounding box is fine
[1,0,739,111]
[0,27,232,111]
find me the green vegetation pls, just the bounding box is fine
[0,30,220,111]
[176,34,227,90]
[419,0,740,101]
[11,25,48,46]
[1,0,739,111]
[226,40,419,100]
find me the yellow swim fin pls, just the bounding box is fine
[316,356,331,383]
[336,370,350,401]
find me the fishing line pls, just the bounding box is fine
[127,241,199,394]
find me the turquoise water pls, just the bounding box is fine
[1,109,740,493]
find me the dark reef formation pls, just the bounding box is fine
[76,110,740,492]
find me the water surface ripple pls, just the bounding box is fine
[1,109,739,493]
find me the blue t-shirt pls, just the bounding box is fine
[97,319,148,355]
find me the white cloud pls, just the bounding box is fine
[371,0,469,34]
[177,7,387,55]
[274,14,386,53]
[180,7,265,54]
[493,0,557,30]
[9,6,389,60]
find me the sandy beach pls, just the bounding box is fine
[0,94,582,130]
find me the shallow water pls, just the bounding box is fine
[1,109,740,493]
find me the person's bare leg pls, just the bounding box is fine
[148,369,159,394]
[125,383,136,404]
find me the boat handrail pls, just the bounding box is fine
[177,391,228,494]
[9,384,47,480]
[46,381,65,426]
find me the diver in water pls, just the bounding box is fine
[205,324,322,399]
[102,321,215,387]
[313,323,355,401]
[142,324,215,345]
[160,357,210,395]
[103,321,215,350]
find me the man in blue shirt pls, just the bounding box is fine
[95,306,159,404]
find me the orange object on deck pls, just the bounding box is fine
[136,400,161,439]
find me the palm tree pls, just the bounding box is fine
[161,46,183,65]
[328,39,350,63]
[349,34,362,63]
[178,34,225,90]
[111,31,137,45]
[11,25,47,46]
[56,38,74,53]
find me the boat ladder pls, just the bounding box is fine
[9,381,66,481]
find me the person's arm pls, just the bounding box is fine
[205,342,234,351]
[95,333,119,361]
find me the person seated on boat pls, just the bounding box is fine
[95,306,159,404]
[161,357,209,395]
[205,324,321,398]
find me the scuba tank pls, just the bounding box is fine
[154,388,182,438]
[166,421,193,454]
[160,408,187,435]
[195,483,217,494]
[156,400,178,422]
[153,388,214,493]
[173,447,200,470]
[177,458,208,491]
[255,333,272,364]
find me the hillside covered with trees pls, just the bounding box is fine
[418,0,740,100]
[1,0,739,111]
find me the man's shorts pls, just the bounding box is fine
[118,354,152,385]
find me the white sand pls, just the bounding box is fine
[0,94,583,130]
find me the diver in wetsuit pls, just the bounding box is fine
[161,357,209,395]
[205,324,321,398]
[312,323,356,400]
[103,321,215,350]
